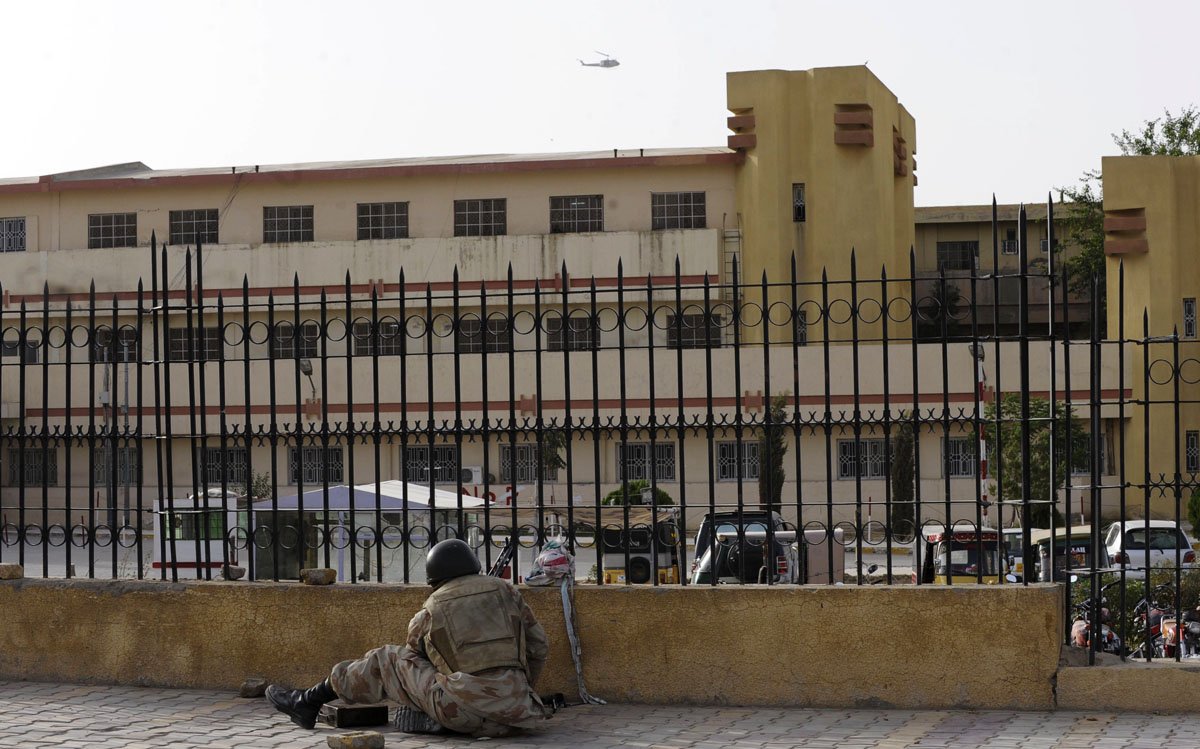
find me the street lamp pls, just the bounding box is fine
[298,358,317,401]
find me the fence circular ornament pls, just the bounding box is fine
[573,522,597,548]
[46,325,68,349]
[890,519,916,545]
[70,524,90,548]
[93,525,114,548]
[323,318,347,343]
[253,525,274,550]
[434,525,461,543]
[354,526,378,550]
[518,524,540,548]
[1178,358,1200,385]
[886,296,914,324]
[308,526,328,550]
[247,320,271,345]
[856,298,884,325]
[46,524,68,547]
[408,524,432,549]
[621,306,649,332]
[511,310,537,336]
[117,525,139,548]
[833,521,857,546]
[861,520,888,545]
[655,520,680,546]
[737,301,764,328]
[487,525,512,548]
[328,525,351,550]
[766,301,794,327]
[379,525,404,550]
[226,526,250,551]
[23,524,43,547]
[464,525,486,550]
[826,299,855,325]
[222,321,245,347]
[742,521,768,547]
[276,525,301,551]
[801,521,830,546]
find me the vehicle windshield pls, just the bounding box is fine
[934,541,999,576]
[1125,528,1189,551]
[691,533,777,584]
[1040,539,1110,576]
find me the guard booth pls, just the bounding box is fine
[151,489,245,574]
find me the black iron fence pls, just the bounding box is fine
[1,203,1199,662]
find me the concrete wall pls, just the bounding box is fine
[0,578,1061,710]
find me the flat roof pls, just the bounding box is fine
[915,204,1053,223]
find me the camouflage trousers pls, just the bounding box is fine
[329,645,515,738]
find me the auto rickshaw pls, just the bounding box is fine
[914,523,1006,584]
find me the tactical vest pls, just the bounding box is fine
[422,574,526,676]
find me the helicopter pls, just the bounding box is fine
[579,51,620,68]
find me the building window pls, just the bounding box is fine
[167,327,223,362]
[88,213,137,249]
[942,437,975,477]
[1184,299,1197,339]
[199,447,249,488]
[651,192,706,230]
[93,446,141,486]
[7,448,57,486]
[935,241,977,271]
[1071,434,1108,476]
[500,444,559,483]
[837,438,886,480]
[792,184,806,223]
[270,322,320,360]
[549,195,603,233]
[546,315,599,351]
[352,321,403,356]
[168,209,219,246]
[91,328,139,363]
[453,199,506,237]
[288,446,344,485]
[1039,238,1060,253]
[457,317,511,353]
[717,441,760,481]
[0,217,26,252]
[357,202,408,240]
[667,312,723,349]
[1188,431,1200,474]
[166,510,224,541]
[263,205,314,243]
[1,339,39,364]
[617,442,676,482]
[1002,229,1018,255]
[403,445,459,484]
[795,310,808,346]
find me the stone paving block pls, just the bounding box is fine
[0,564,26,580]
[300,567,337,585]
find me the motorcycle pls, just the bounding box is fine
[1070,579,1123,655]
[1129,583,1180,659]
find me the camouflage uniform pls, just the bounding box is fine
[329,575,550,738]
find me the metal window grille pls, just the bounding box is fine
[717,441,761,481]
[457,317,511,353]
[7,447,57,486]
[287,446,344,485]
[198,447,249,487]
[269,322,320,360]
[0,217,26,252]
[667,313,723,349]
[403,445,459,484]
[352,320,403,356]
[88,213,137,249]
[935,241,978,271]
[1188,431,1200,474]
[1,340,40,364]
[167,327,223,362]
[91,327,139,363]
[546,315,599,351]
[795,310,808,346]
[453,199,506,237]
[357,202,409,240]
[1184,299,1197,339]
[263,205,314,243]
[942,437,975,477]
[93,446,141,486]
[651,192,706,230]
[837,439,886,479]
[1001,240,1018,255]
[168,209,219,246]
[792,184,806,223]
[549,195,603,233]
[617,442,676,482]
[500,444,559,482]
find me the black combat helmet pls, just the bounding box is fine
[426,538,482,587]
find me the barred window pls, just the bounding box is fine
[1071,435,1108,476]
[199,447,249,487]
[501,444,559,483]
[91,327,139,363]
[168,209,219,246]
[357,202,408,240]
[1002,229,1018,255]
[546,315,599,351]
[167,327,223,362]
[457,317,511,353]
[1,339,40,363]
[352,320,403,356]
[1188,431,1200,474]
[837,438,886,479]
[453,199,506,237]
[7,448,57,486]
[288,446,344,485]
[651,192,706,230]
[1184,299,1196,339]
[667,313,723,349]
[270,322,320,360]
[404,445,459,484]
[263,205,314,243]
[942,437,975,477]
[88,213,137,249]
[93,446,141,486]
[717,441,760,481]
[795,310,808,346]
[617,442,676,482]
[550,195,603,233]
[936,241,977,271]
[1,217,26,252]
[792,184,806,223]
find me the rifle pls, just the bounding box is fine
[488,537,517,577]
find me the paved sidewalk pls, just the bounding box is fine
[1,681,1195,749]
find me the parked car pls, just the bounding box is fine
[690,511,797,584]
[1104,520,1197,570]
[1030,525,1111,582]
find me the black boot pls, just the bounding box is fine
[393,706,448,735]
[266,679,337,730]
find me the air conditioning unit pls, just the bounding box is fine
[460,466,485,484]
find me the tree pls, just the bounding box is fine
[982,394,1088,528]
[539,429,568,478]
[1059,105,1200,314]
[889,417,915,531]
[602,480,674,506]
[757,395,789,513]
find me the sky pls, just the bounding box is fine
[3,0,1198,206]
